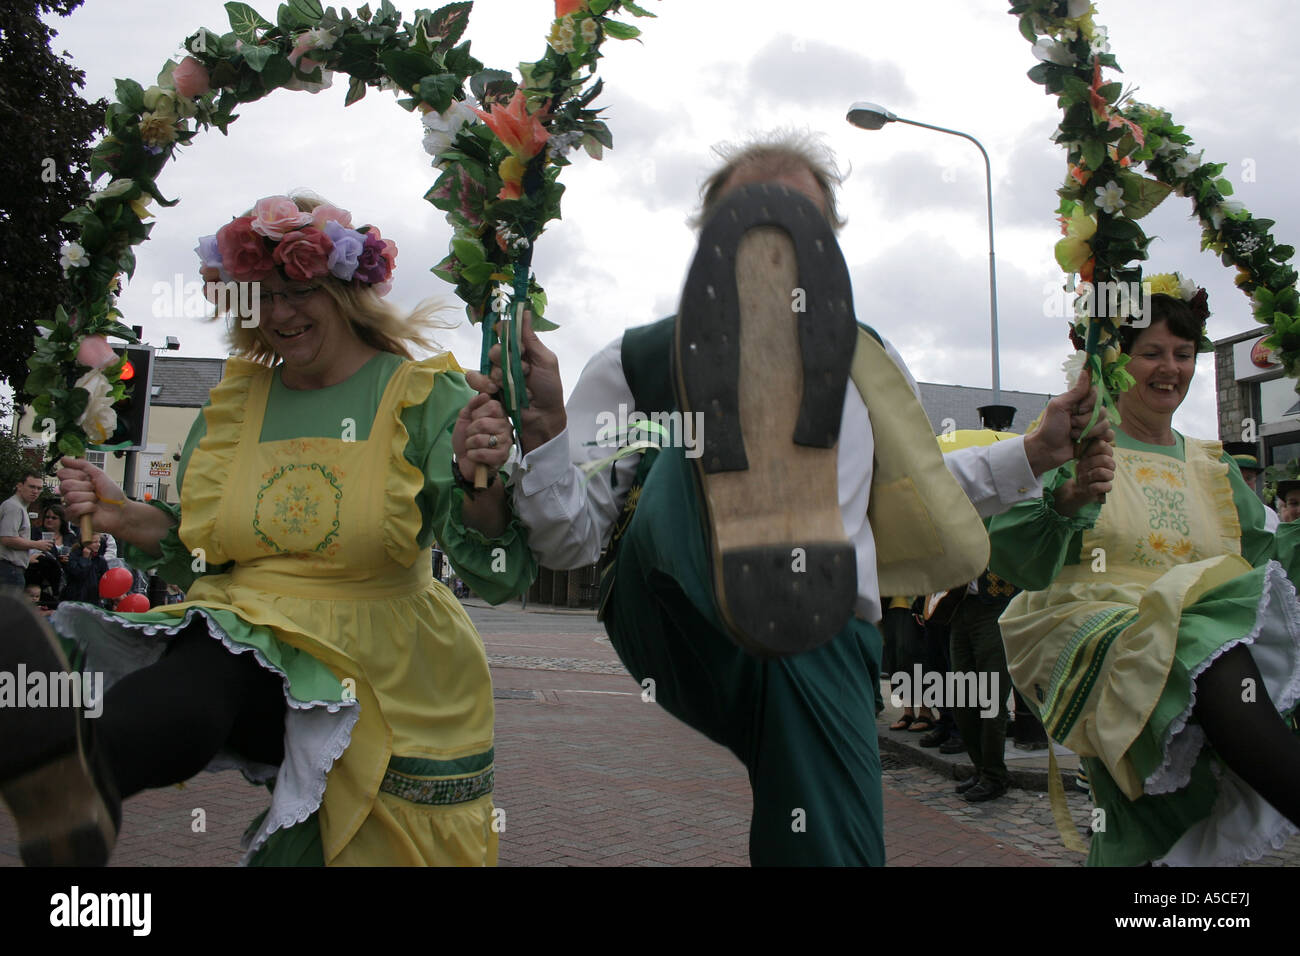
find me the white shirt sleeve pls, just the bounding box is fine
[881,336,1042,518]
[511,335,640,569]
[942,438,1042,517]
[1265,505,1281,533]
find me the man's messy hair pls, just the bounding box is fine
[691,129,847,231]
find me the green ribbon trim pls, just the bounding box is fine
[387,748,495,778]
[1080,320,1121,452]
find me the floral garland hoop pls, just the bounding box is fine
[29,0,655,462]
[1010,0,1300,418]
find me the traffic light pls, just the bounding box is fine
[103,345,154,451]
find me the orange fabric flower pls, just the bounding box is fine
[556,0,586,16]
[1089,57,1109,122]
[474,89,549,161]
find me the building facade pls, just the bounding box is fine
[1214,329,1300,468]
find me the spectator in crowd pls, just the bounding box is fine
[1,470,53,589]
[1277,479,1300,524]
[62,534,109,605]
[28,503,80,605]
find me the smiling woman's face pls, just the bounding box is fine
[254,277,353,378]
[1117,318,1198,422]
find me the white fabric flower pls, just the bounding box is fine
[421,101,476,158]
[1063,351,1087,390]
[1095,180,1126,214]
[1067,0,1091,17]
[74,370,116,446]
[303,27,336,50]
[1089,26,1110,56]
[60,241,89,272]
[1172,150,1202,179]
[1209,201,1246,230]
[88,179,135,205]
[284,69,334,94]
[1177,275,1199,300]
[1032,39,1076,66]
[580,18,598,44]
[547,129,583,161]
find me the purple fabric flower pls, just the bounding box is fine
[194,234,234,282]
[354,230,393,284]
[323,220,365,282]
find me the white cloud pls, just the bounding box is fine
[29,0,1299,446]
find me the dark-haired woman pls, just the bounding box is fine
[989,279,1300,865]
[28,504,78,603]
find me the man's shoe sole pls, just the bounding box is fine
[675,184,858,656]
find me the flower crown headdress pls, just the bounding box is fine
[1144,272,1210,323]
[195,195,398,296]
[1068,270,1211,355]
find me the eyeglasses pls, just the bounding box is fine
[257,285,321,309]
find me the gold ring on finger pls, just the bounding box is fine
[488,434,498,449]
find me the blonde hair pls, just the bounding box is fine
[692,129,847,231]
[213,191,455,364]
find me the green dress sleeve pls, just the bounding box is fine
[400,369,538,605]
[1219,452,1275,568]
[117,403,233,589]
[987,461,1103,591]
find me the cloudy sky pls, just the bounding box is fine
[33,0,1300,439]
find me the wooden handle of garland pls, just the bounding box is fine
[473,463,488,490]
[81,513,95,543]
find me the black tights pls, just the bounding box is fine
[97,623,286,798]
[1194,644,1300,827]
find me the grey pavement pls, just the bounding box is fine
[1,598,1296,866]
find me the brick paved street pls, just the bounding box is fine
[2,599,1297,867]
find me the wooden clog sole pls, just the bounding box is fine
[675,185,858,655]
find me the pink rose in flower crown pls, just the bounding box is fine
[273,229,334,281]
[310,204,353,230]
[354,228,397,284]
[250,196,313,240]
[75,334,118,371]
[216,216,276,281]
[172,57,211,98]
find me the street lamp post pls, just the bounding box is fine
[846,102,1002,405]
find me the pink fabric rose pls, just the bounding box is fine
[273,229,334,281]
[216,216,276,281]
[172,57,211,98]
[250,196,312,240]
[75,334,117,370]
[310,204,353,229]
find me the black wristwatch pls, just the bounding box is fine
[451,454,496,500]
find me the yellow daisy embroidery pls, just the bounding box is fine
[1160,469,1182,487]
[1149,533,1168,553]
[1135,466,1157,483]
[1171,539,1193,558]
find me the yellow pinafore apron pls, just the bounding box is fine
[178,357,498,865]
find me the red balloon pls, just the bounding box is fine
[115,593,150,613]
[98,567,134,600]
